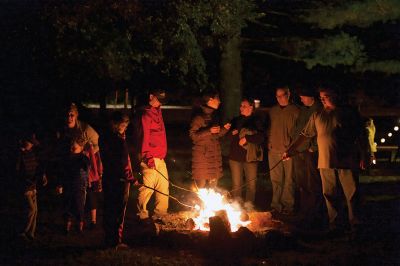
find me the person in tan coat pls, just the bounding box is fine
[189,89,231,188]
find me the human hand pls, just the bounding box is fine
[131,178,141,187]
[42,175,48,186]
[282,152,291,161]
[232,129,239,135]
[210,126,221,134]
[56,186,63,195]
[239,137,247,146]
[224,123,231,130]
[369,154,376,165]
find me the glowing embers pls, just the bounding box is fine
[192,188,251,232]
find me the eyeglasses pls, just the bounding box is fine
[276,93,288,98]
[319,95,331,100]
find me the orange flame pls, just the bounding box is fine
[192,188,251,232]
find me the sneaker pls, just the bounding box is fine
[88,222,97,230]
[139,217,154,226]
[325,227,345,239]
[115,243,129,250]
[18,232,30,241]
[153,217,166,225]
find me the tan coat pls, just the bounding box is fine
[301,106,367,169]
[189,106,227,180]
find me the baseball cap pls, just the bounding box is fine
[150,88,168,104]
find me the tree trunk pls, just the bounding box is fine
[124,88,129,109]
[220,35,242,122]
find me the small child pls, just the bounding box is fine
[57,138,90,234]
[16,134,47,240]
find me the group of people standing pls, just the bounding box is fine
[16,87,170,249]
[275,86,371,234]
[189,86,372,236]
[15,84,372,249]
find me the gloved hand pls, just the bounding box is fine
[131,178,141,187]
[146,158,155,169]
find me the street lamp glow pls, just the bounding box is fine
[388,132,393,137]
[394,126,399,131]
[380,138,386,143]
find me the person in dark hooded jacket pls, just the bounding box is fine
[100,111,135,249]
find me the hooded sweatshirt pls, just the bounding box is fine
[141,106,167,161]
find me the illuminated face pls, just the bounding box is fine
[67,111,78,128]
[23,141,34,151]
[240,100,253,117]
[71,142,84,154]
[319,91,335,109]
[300,95,314,107]
[117,119,129,134]
[149,94,161,108]
[276,88,290,106]
[207,95,221,110]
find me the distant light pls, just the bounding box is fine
[394,126,399,131]
[380,138,386,143]
[372,159,376,165]
[388,132,393,137]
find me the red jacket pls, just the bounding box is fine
[141,106,167,161]
[86,145,103,188]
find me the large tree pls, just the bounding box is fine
[47,0,260,118]
[242,0,400,106]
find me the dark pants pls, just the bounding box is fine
[103,180,130,246]
[86,190,98,210]
[64,186,87,222]
[293,151,325,226]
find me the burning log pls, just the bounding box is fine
[126,210,295,255]
[208,212,233,255]
[185,218,195,231]
[208,210,231,242]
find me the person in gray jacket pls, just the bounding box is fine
[284,86,368,234]
[267,87,299,215]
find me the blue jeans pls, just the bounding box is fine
[229,160,258,203]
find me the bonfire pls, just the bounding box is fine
[191,188,251,232]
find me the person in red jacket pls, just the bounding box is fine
[136,88,169,222]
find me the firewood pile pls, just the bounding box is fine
[156,211,289,236]
[127,211,296,254]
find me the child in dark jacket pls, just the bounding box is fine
[16,135,47,240]
[57,138,90,234]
